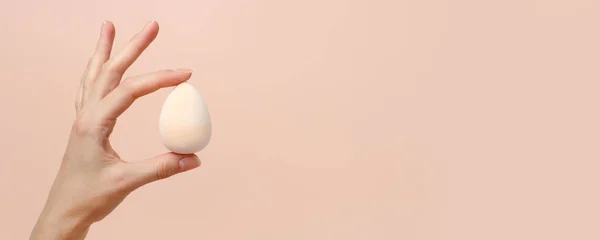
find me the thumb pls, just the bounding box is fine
[127,152,201,189]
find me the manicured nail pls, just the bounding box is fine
[179,156,200,171]
[174,68,193,73]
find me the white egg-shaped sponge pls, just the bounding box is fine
[159,82,212,154]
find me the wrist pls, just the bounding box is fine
[31,209,90,240]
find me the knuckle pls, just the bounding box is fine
[102,61,117,73]
[120,78,134,89]
[155,160,177,180]
[73,115,109,137]
[86,58,94,67]
[119,79,139,98]
[73,117,94,136]
[97,119,115,137]
[102,61,123,75]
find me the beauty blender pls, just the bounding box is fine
[159,82,212,154]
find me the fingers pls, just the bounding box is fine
[107,20,159,74]
[88,21,160,102]
[80,22,116,105]
[124,153,200,190]
[95,69,192,121]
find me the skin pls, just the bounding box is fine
[29,20,201,240]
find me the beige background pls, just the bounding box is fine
[1,0,600,239]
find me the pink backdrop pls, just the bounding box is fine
[2,0,600,239]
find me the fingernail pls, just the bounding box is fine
[179,156,200,171]
[100,21,106,35]
[174,68,193,73]
[145,20,156,28]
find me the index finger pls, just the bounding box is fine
[95,69,193,121]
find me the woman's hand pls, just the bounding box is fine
[30,21,201,240]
